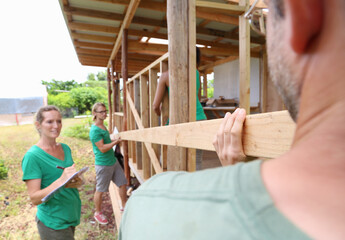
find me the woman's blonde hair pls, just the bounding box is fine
[92,102,106,121]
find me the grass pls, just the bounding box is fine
[0,119,118,240]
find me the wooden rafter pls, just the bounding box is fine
[63,6,265,44]
[90,0,246,25]
[108,0,141,67]
[228,0,267,8]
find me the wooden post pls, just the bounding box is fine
[107,67,113,132]
[260,49,268,113]
[134,78,142,168]
[160,61,169,171]
[127,84,132,160]
[129,82,137,164]
[187,0,197,172]
[202,72,208,98]
[140,74,150,179]
[167,0,196,171]
[111,61,116,128]
[115,73,120,112]
[149,68,159,176]
[121,29,130,183]
[239,0,250,114]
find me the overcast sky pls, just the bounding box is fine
[0,0,106,98]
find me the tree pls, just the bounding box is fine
[69,87,108,114]
[41,79,81,95]
[97,71,107,81]
[82,80,108,89]
[87,73,96,81]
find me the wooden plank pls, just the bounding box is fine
[89,0,240,25]
[239,0,251,113]
[228,0,268,9]
[108,182,122,229]
[199,55,239,71]
[128,160,145,184]
[134,78,141,166]
[149,69,160,176]
[129,82,137,163]
[107,68,113,132]
[196,1,246,15]
[167,0,190,171]
[126,92,163,174]
[130,52,169,83]
[189,0,196,124]
[202,71,208,97]
[160,61,169,170]
[140,74,151,179]
[111,63,116,128]
[260,50,268,112]
[68,22,118,33]
[127,89,132,160]
[65,5,265,45]
[121,29,130,182]
[118,111,296,159]
[107,0,141,67]
[188,0,197,172]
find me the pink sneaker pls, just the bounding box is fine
[94,212,108,225]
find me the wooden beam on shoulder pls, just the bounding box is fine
[117,111,296,159]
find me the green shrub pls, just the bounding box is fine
[62,118,93,140]
[0,160,8,180]
[70,87,108,114]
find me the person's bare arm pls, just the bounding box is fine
[153,71,169,116]
[95,137,121,153]
[25,164,78,205]
[212,108,247,166]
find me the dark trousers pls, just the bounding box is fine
[36,216,75,240]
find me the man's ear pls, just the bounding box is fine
[285,0,323,53]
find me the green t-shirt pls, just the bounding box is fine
[167,70,207,124]
[22,143,81,230]
[119,160,311,240]
[89,124,117,166]
[195,70,207,121]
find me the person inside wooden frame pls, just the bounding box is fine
[119,0,345,239]
[153,46,207,170]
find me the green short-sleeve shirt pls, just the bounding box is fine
[166,70,206,125]
[89,124,117,166]
[22,143,81,230]
[119,160,311,240]
[196,70,207,121]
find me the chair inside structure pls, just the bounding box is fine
[58,0,295,230]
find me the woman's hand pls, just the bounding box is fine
[60,164,77,183]
[213,108,247,166]
[65,176,84,188]
[113,136,122,145]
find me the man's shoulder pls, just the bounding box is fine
[133,160,262,197]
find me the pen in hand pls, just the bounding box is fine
[56,165,65,170]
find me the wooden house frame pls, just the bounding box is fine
[58,0,294,229]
